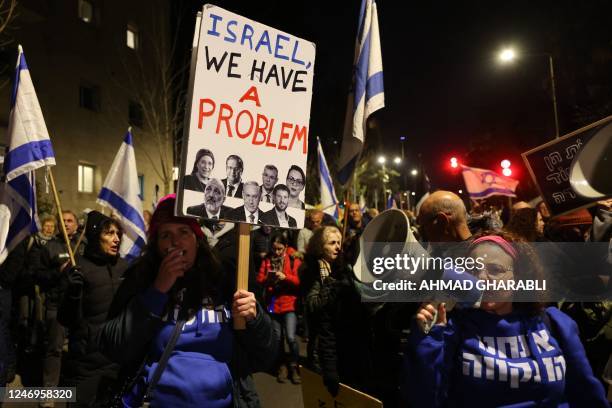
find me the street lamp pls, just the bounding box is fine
[377,155,387,210]
[394,156,402,165]
[497,47,560,139]
[498,48,515,62]
[411,169,418,176]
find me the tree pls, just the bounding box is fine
[0,0,18,89]
[111,0,188,194]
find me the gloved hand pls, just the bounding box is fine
[66,266,84,297]
[323,373,340,397]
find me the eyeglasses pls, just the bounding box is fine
[469,263,514,279]
[287,176,304,185]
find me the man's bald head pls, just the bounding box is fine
[420,191,467,224]
[418,190,471,242]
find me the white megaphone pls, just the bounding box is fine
[569,120,612,199]
[352,209,428,284]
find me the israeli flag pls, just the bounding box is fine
[386,193,398,210]
[317,138,339,219]
[1,46,55,264]
[337,0,385,185]
[97,129,146,260]
[359,194,367,212]
[461,165,519,199]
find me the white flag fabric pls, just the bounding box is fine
[317,138,339,219]
[461,165,519,199]
[386,193,397,209]
[359,194,367,212]
[1,46,55,264]
[337,0,385,185]
[4,46,55,181]
[97,130,146,260]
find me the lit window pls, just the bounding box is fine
[127,25,138,49]
[78,164,95,193]
[79,84,100,111]
[79,0,93,23]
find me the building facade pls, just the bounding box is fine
[0,0,177,216]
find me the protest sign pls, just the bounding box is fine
[522,115,612,216]
[177,4,315,229]
[300,366,382,408]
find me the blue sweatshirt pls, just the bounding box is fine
[123,287,234,408]
[402,307,608,407]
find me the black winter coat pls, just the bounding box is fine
[32,234,84,307]
[317,269,410,407]
[57,252,127,403]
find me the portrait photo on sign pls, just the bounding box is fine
[176,4,315,229]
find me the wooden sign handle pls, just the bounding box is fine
[234,222,251,330]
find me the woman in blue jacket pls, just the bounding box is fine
[403,230,608,407]
[97,194,278,407]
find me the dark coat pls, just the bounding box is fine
[259,209,297,228]
[182,174,206,192]
[222,179,244,198]
[230,206,264,224]
[316,267,407,406]
[57,251,128,404]
[259,187,275,203]
[186,204,232,219]
[33,234,84,308]
[96,257,279,408]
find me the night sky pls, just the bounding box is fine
[179,0,612,201]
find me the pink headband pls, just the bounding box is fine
[470,235,518,260]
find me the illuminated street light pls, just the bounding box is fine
[458,189,463,194]
[497,46,560,138]
[394,157,402,164]
[411,169,418,176]
[377,156,386,164]
[498,48,516,62]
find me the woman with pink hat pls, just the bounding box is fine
[98,194,278,407]
[403,230,607,407]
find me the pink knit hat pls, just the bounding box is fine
[148,194,204,240]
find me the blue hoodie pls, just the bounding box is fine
[123,287,234,408]
[402,307,608,407]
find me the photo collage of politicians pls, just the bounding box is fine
[179,147,306,229]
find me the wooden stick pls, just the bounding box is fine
[234,222,251,330]
[72,225,87,256]
[48,167,76,267]
[341,190,351,243]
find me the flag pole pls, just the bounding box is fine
[341,189,351,243]
[48,167,76,267]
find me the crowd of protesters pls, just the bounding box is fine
[0,189,610,407]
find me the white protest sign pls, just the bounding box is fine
[177,4,315,229]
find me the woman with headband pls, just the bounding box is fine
[402,230,607,407]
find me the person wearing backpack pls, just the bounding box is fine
[256,232,301,384]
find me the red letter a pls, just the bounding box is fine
[238,86,261,107]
